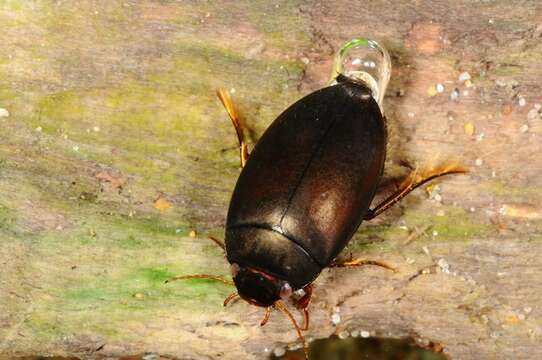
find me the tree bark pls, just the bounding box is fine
[1,1,541,359]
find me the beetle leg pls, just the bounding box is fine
[260,306,272,326]
[364,163,467,220]
[223,292,239,307]
[330,258,396,272]
[294,284,313,331]
[275,301,309,359]
[208,235,225,251]
[217,88,249,167]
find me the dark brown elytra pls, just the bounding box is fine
[166,42,466,359]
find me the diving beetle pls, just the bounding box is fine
[167,38,465,357]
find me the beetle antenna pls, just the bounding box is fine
[165,274,234,286]
[260,306,272,326]
[223,292,239,306]
[275,301,309,359]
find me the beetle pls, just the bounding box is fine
[167,38,466,357]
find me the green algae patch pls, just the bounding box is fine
[138,267,173,284]
[28,47,303,195]
[349,206,491,255]
[481,180,539,201]
[403,207,491,241]
[104,219,185,250]
[243,0,308,50]
[5,30,307,220]
[26,314,67,339]
[69,265,227,309]
[57,264,230,309]
[61,260,224,295]
[350,223,410,254]
[38,91,85,131]
[176,0,309,53]
[25,242,232,342]
[0,204,18,235]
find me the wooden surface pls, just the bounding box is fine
[1,1,541,359]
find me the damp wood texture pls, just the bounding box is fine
[1,1,542,360]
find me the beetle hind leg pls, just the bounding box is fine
[364,163,467,220]
[217,88,250,167]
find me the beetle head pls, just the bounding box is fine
[230,263,292,307]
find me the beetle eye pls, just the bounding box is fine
[230,263,240,278]
[279,282,292,299]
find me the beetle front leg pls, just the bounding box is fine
[217,88,249,167]
[364,163,467,220]
[294,284,313,331]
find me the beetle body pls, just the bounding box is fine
[167,39,466,357]
[225,75,386,306]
